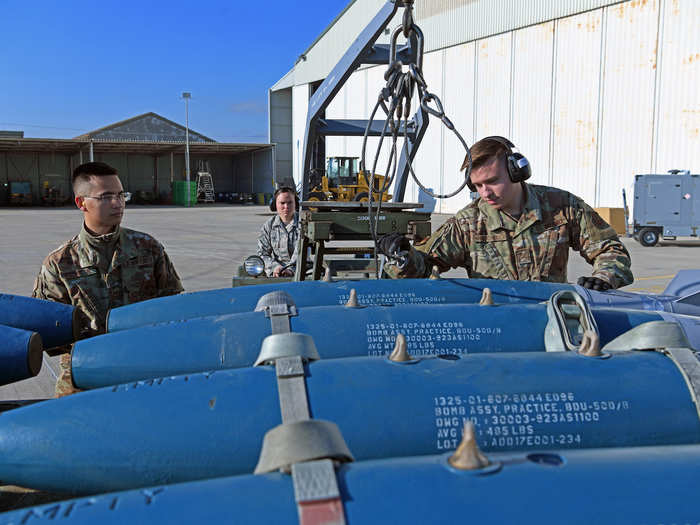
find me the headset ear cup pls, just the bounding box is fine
[507,153,531,183]
[467,177,476,192]
[269,198,276,212]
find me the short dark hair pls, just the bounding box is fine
[461,137,509,172]
[274,186,296,199]
[72,162,118,194]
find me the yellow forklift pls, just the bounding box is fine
[307,156,391,202]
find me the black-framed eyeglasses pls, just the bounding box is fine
[83,191,132,203]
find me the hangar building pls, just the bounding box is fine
[269,0,699,214]
[0,113,274,205]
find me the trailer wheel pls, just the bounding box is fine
[638,228,660,247]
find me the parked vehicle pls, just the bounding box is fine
[307,156,391,203]
[633,170,700,246]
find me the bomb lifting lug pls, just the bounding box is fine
[544,290,601,354]
[254,290,299,334]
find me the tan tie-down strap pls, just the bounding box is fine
[254,333,353,525]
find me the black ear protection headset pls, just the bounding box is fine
[466,136,531,192]
[269,186,300,212]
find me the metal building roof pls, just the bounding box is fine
[270,68,296,92]
[0,111,272,155]
[0,138,271,155]
[73,112,215,143]
[272,0,628,90]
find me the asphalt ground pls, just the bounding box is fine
[1,203,699,401]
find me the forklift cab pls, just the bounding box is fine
[326,157,358,187]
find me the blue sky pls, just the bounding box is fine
[0,0,349,142]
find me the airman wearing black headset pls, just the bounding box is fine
[378,136,633,290]
[268,186,300,213]
[257,186,301,277]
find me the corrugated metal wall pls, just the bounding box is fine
[294,0,698,215]
[598,0,658,210]
[156,154,182,199]
[511,21,554,189]
[405,49,443,207]
[362,66,393,182]
[440,43,476,213]
[98,154,155,193]
[416,0,628,54]
[551,10,603,204]
[475,32,512,139]
[654,0,700,173]
[269,88,293,186]
[0,150,271,204]
[2,153,40,202]
[0,152,72,205]
[292,84,312,186]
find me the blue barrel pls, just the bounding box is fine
[107,277,696,333]
[0,324,43,386]
[0,293,77,349]
[2,444,700,524]
[73,299,693,389]
[1,350,699,493]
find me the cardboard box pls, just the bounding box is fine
[594,207,626,235]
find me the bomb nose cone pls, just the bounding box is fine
[448,421,490,470]
[429,266,441,280]
[345,289,360,308]
[388,334,412,362]
[479,288,494,306]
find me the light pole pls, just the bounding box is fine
[181,92,192,206]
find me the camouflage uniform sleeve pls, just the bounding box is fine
[32,259,75,356]
[385,217,470,278]
[569,196,633,288]
[33,252,87,396]
[55,353,82,398]
[154,246,184,296]
[257,219,279,277]
[32,259,71,304]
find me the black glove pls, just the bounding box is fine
[577,276,611,291]
[377,233,411,257]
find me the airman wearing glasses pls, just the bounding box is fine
[32,161,183,396]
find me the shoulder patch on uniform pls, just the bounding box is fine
[43,236,80,265]
[541,186,570,208]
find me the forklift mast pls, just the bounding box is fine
[300,0,427,203]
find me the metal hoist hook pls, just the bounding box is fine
[360,1,472,277]
[361,7,471,202]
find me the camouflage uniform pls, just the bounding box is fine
[257,213,300,276]
[387,184,633,288]
[32,224,183,396]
